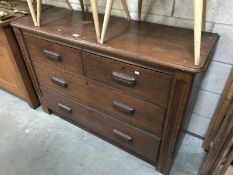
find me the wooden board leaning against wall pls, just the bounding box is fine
[199,102,233,175]
[203,68,233,151]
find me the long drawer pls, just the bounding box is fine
[24,34,84,75]
[83,51,172,107]
[41,87,160,163]
[33,60,165,136]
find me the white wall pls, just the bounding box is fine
[44,0,233,138]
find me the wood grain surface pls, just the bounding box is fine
[11,7,219,73]
[11,6,219,174]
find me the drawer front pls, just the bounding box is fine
[33,61,165,136]
[24,34,84,75]
[83,52,172,107]
[41,87,160,163]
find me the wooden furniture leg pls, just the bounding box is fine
[121,0,130,20]
[194,0,204,66]
[37,0,41,27]
[100,0,130,44]
[90,0,100,43]
[79,0,85,12]
[26,0,38,26]
[100,0,114,44]
[202,0,207,31]
[64,0,73,10]
[138,0,143,21]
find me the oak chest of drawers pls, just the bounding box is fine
[11,7,219,175]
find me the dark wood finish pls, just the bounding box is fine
[41,87,160,163]
[203,69,233,151]
[157,71,194,174]
[199,104,233,175]
[13,28,53,114]
[83,51,172,107]
[32,60,166,136]
[11,6,219,175]
[24,34,84,75]
[11,7,219,73]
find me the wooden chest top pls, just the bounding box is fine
[11,6,219,73]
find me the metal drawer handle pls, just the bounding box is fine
[51,76,68,87]
[57,103,72,113]
[112,72,136,86]
[113,100,134,115]
[43,49,61,61]
[113,129,133,143]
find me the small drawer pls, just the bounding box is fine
[41,87,160,163]
[24,34,84,75]
[83,51,172,107]
[33,61,165,136]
